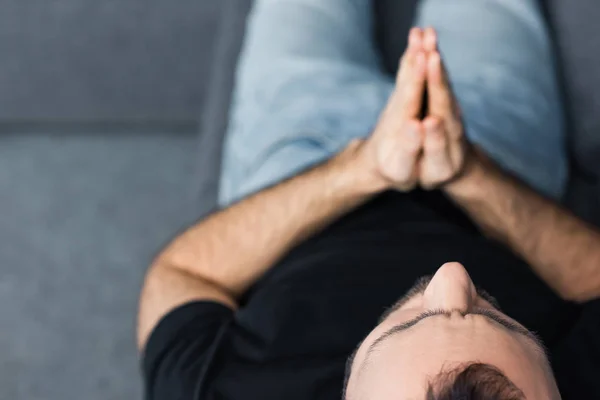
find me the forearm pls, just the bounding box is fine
[157,140,386,297]
[445,149,600,302]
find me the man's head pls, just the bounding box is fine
[344,262,562,400]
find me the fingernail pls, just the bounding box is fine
[409,29,418,45]
[429,27,437,41]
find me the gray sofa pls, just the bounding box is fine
[3,1,599,400]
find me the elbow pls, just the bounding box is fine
[557,282,600,304]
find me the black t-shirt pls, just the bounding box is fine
[142,191,600,399]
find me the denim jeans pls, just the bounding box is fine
[219,0,566,206]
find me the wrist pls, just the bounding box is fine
[333,139,391,197]
[443,147,496,201]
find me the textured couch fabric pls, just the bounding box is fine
[0,0,221,120]
[545,0,600,224]
[196,0,253,218]
[1,1,228,399]
[2,133,200,400]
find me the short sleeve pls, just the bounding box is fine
[142,301,234,400]
[552,299,600,398]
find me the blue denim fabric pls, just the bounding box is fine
[219,0,566,206]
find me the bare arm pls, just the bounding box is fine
[445,149,600,303]
[137,34,428,350]
[137,141,386,349]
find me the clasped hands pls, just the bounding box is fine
[357,27,470,192]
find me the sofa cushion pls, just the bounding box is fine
[545,0,600,223]
[0,0,220,121]
[0,132,201,400]
[196,0,253,218]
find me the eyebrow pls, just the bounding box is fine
[368,308,546,357]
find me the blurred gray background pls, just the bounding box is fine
[2,1,599,400]
[0,0,220,121]
[1,1,238,399]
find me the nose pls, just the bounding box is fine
[422,262,477,314]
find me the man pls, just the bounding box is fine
[137,0,600,399]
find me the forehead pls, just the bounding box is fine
[350,311,551,394]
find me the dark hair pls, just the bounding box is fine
[344,363,525,400]
[427,363,525,400]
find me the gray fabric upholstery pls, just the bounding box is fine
[1,133,200,400]
[1,1,228,399]
[196,0,253,218]
[546,0,600,223]
[2,2,227,399]
[548,0,600,174]
[0,0,220,121]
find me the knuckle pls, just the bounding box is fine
[404,138,422,155]
[420,178,437,191]
[427,135,447,151]
[441,169,455,182]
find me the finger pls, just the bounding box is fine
[427,51,466,146]
[398,28,423,79]
[396,119,423,186]
[408,27,424,53]
[384,119,422,179]
[390,28,426,121]
[448,134,467,173]
[373,119,422,191]
[421,117,453,188]
[398,27,424,79]
[395,50,427,119]
[403,119,424,157]
[427,51,454,119]
[423,27,437,52]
